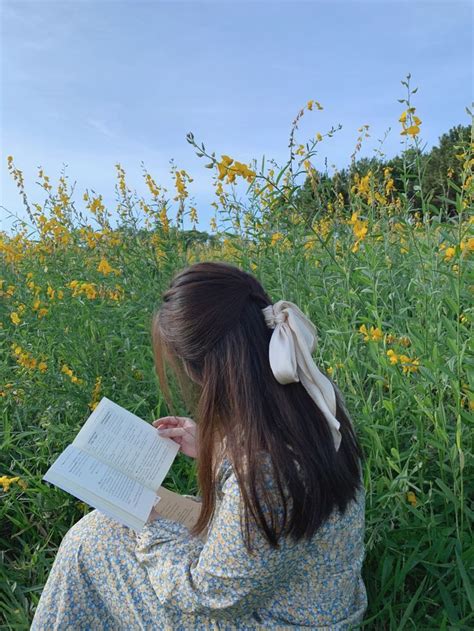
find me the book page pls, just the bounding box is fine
[43,445,156,529]
[73,397,180,491]
[45,470,148,531]
[149,486,203,533]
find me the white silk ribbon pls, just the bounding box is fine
[262,300,342,451]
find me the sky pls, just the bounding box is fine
[1,0,472,237]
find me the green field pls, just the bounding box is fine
[1,85,473,629]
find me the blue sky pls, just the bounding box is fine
[1,0,472,236]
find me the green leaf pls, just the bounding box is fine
[455,544,474,611]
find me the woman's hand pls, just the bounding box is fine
[153,416,198,459]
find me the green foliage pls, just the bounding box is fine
[295,124,472,223]
[1,78,473,628]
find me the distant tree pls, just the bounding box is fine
[296,123,471,223]
[421,124,471,215]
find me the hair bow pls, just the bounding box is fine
[262,300,342,451]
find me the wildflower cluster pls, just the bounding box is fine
[307,99,324,111]
[10,303,25,325]
[37,215,71,247]
[115,163,130,198]
[1,383,15,397]
[216,155,256,184]
[67,280,98,299]
[399,107,422,137]
[61,364,83,384]
[439,237,474,263]
[358,325,419,373]
[360,326,412,347]
[0,475,27,492]
[66,279,124,301]
[145,173,160,198]
[88,376,102,410]
[83,192,111,227]
[0,279,16,297]
[97,257,121,276]
[348,212,369,253]
[359,324,383,342]
[386,350,420,373]
[173,168,193,202]
[325,362,345,377]
[10,344,47,372]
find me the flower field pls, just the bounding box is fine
[1,80,473,628]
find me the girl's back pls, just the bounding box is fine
[32,260,367,630]
[168,456,367,629]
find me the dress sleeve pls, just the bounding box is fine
[134,464,301,620]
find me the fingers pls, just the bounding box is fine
[156,427,187,438]
[152,416,181,428]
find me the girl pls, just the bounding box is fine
[31,261,367,630]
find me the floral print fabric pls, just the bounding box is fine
[31,457,367,630]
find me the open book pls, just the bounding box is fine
[43,396,202,533]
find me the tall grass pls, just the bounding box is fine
[1,77,473,629]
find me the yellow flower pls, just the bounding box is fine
[189,206,198,224]
[398,336,411,347]
[316,133,323,141]
[271,232,284,246]
[84,284,97,299]
[38,361,48,373]
[0,475,26,492]
[386,349,399,364]
[401,125,420,137]
[370,327,383,342]
[407,491,417,507]
[359,324,383,342]
[97,258,113,275]
[443,246,456,262]
[354,222,368,240]
[88,376,102,410]
[61,364,83,384]
[399,107,421,137]
[10,312,21,325]
[11,343,39,370]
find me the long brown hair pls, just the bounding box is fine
[151,260,363,550]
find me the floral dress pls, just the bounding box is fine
[31,456,367,630]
